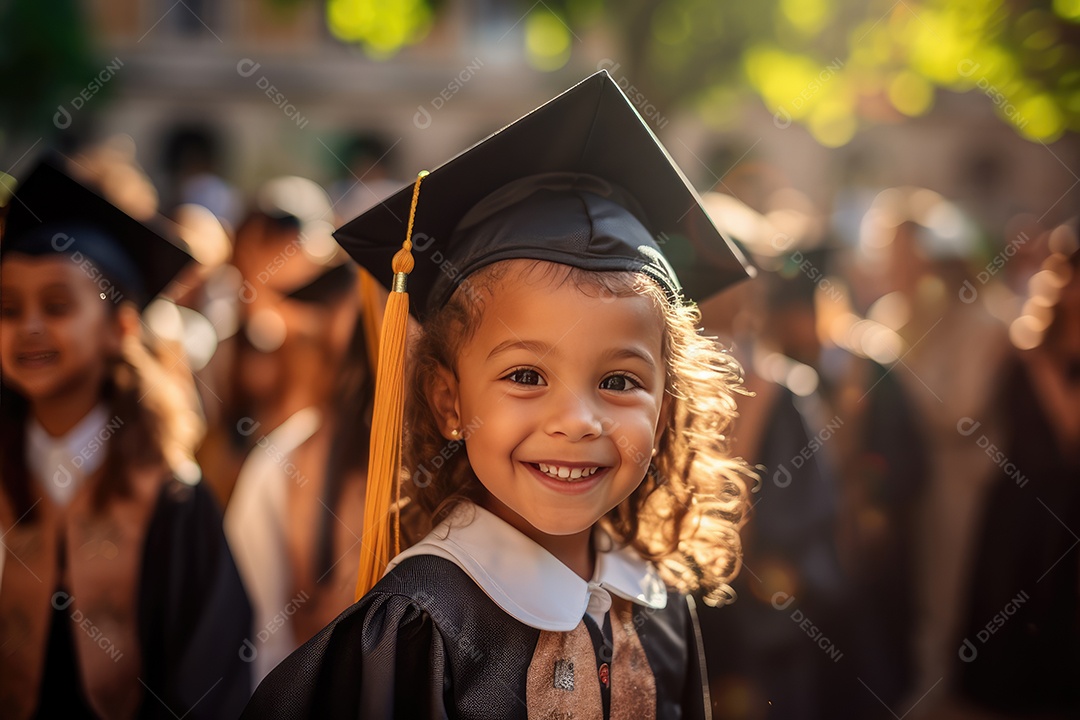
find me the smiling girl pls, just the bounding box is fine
[243,72,754,719]
[0,155,251,719]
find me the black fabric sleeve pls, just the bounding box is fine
[241,591,450,720]
[137,479,253,720]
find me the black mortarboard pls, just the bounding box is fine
[1,153,193,308]
[284,261,357,305]
[334,70,753,320]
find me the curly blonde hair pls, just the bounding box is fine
[402,260,753,601]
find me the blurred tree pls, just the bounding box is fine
[0,0,100,157]
[326,0,436,59]
[325,0,1080,145]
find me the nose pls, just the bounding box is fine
[543,383,604,442]
[18,307,45,337]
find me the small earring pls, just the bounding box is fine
[450,428,460,439]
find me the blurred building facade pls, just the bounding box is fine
[21,0,1072,237]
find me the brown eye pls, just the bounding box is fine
[45,300,72,316]
[505,368,545,386]
[599,374,641,391]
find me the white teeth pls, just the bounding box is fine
[536,463,600,481]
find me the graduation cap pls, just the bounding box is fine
[335,70,753,320]
[343,71,754,598]
[2,153,193,309]
[283,261,358,305]
[281,259,384,377]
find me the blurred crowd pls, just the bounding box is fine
[1,132,1077,720]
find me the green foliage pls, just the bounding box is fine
[326,0,434,59]
[328,0,1079,144]
[0,0,99,143]
[589,0,1080,144]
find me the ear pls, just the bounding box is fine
[117,303,142,340]
[430,363,462,440]
[105,302,142,356]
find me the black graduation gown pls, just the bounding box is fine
[958,359,1080,715]
[33,477,253,720]
[242,554,709,719]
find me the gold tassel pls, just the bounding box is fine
[357,267,382,369]
[355,170,428,601]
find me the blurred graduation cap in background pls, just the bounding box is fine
[1,152,193,308]
[256,175,340,264]
[283,261,357,305]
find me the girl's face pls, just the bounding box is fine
[0,255,121,403]
[440,260,668,537]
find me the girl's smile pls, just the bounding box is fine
[435,260,669,548]
[523,461,610,495]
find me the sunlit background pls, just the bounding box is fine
[3,0,1078,211]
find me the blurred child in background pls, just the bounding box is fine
[0,154,251,719]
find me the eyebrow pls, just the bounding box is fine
[601,346,658,370]
[487,339,554,362]
[1,280,71,291]
[486,339,657,370]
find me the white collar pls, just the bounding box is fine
[26,404,112,507]
[387,503,668,632]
